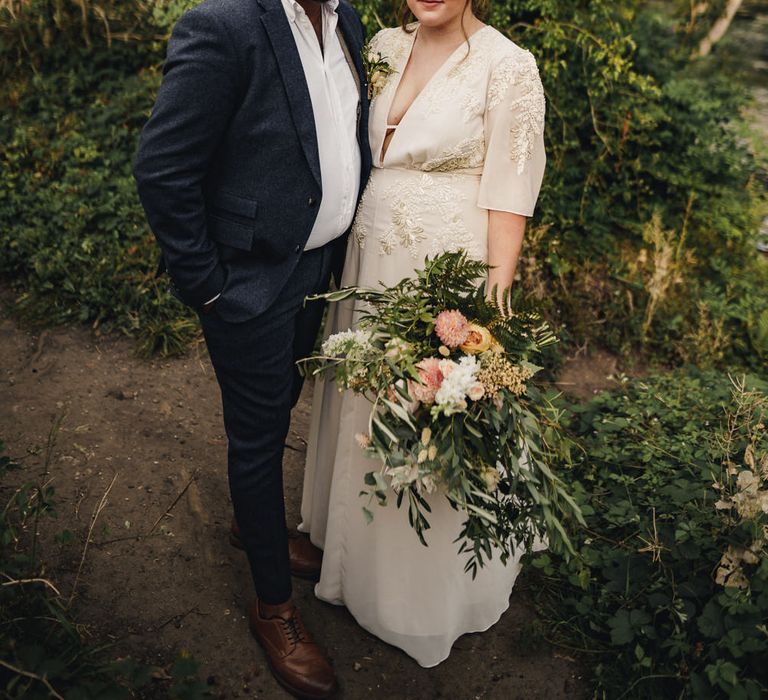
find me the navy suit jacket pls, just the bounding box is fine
[134,0,371,322]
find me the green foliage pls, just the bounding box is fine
[0,42,199,355]
[530,372,768,698]
[0,439,209,698]
[0,0,196,74]
[0,0,765,369]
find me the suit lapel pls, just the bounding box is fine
[258,0,321,187]
[336,5,366,100]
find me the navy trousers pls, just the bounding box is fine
[200,240,340,604]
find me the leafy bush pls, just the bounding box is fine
[0,0,765,367]
[0,439,208,698]
[530,372,768,698]
[0,42,199,355]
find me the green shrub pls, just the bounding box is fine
[0,44,199,355]
[0,1,764,368]
[530,372,768,698]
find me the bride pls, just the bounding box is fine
[299,0,547,668]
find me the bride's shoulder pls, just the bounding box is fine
[476,26,539,71]
[477,27,543,100]
[369,25,414,59]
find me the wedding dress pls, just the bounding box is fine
[299,24,547,668]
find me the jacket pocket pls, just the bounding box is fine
[207,192,258,251]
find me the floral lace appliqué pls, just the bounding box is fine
[352,180,376,249]
[421,135,485,173]
[487,50,546,175]
[380,174,480,259]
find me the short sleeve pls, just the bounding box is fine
[477,50,547,217]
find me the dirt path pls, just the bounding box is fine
[0,304,612,699]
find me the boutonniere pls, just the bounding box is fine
[362,44,396,100]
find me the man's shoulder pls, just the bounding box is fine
[179,0,264,34]
[337,0,365,36]
[337,0,359,15]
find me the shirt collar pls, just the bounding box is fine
[281,0,340,24]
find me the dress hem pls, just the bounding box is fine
[313,584,516,669]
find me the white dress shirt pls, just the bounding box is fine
[281,0,361,250]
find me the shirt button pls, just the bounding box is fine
[308,196,317,207]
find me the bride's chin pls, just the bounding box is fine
[411,8,465,31]
[413,14,451,30]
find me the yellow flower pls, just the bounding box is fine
[460,324,493,354]
[481,468,501,492]
[369,70,389,97]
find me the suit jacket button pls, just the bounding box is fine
[308,196,317,207]
[294,245,301,254]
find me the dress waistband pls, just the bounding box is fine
[372,165,483,178]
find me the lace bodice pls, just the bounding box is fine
[367,24,546,216]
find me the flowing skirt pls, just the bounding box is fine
[299,167,538,667]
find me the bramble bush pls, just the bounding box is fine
[530,372,768,698]
[0,0,765,367]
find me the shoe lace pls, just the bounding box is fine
[280,611,309,646]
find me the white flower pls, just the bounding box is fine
[438,359,457,377]
[387,463,419,492]
[355,433,371,449]
[322,329,373,357]
[435,356,480,411]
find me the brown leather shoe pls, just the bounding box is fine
[248,598,336,699]
[229,520,322,581]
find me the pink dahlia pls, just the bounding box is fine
[409,358,444,404]
[435,310,470,348]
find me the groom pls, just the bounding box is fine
[133,0,370,696]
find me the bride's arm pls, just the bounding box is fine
[487,210,527,303]
[479,51,547,305]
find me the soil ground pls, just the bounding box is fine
[0,303,618,699]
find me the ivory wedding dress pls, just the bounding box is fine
[299,24,547,667]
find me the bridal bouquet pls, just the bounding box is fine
[302,253,583,576]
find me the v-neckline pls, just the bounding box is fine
[379,25,489,166]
